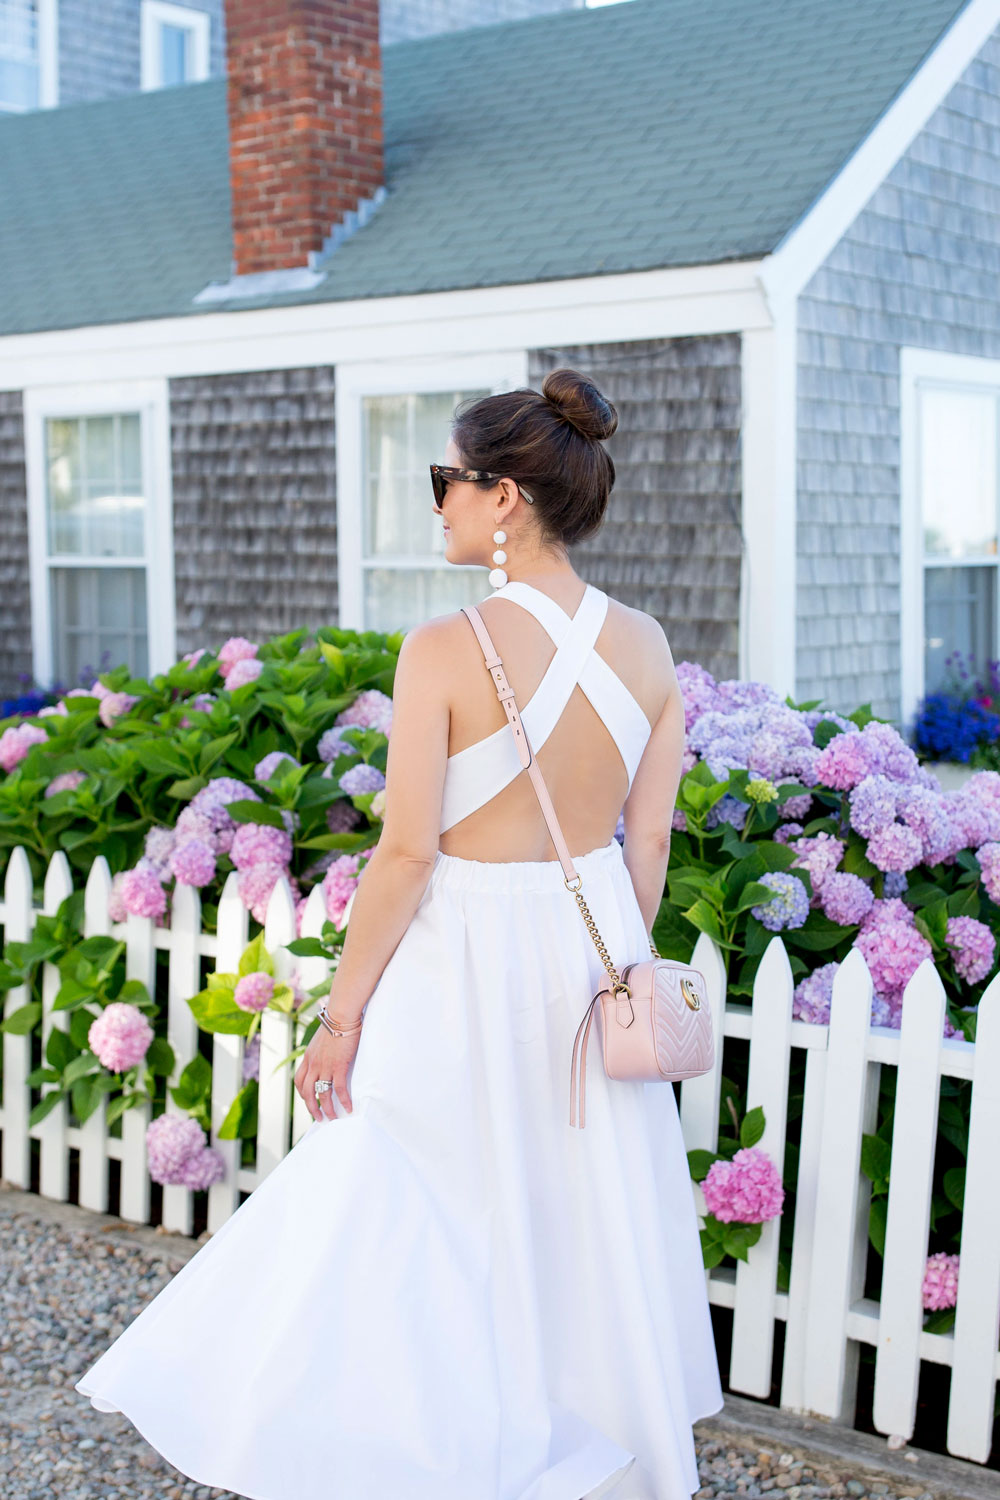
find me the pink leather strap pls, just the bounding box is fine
[461,604,581,884]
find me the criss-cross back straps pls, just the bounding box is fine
[438,581,652,834]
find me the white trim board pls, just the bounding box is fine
[899,345,1000,727]
[0,259,769,390]
[140,0,211,91]
[761,0,1000,305]
[22,380,177,690]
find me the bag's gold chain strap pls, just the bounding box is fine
[563,872,661,996]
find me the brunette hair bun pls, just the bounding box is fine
[541,368,619,441]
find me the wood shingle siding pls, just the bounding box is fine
[169,367,338,657]
[528,336,742,681]
[0,392,32,699]
[796,27,1000,723]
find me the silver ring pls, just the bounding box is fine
[314,1079,334,1097]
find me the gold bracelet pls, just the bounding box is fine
[318,1003,363,1037]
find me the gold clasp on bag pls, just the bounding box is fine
[680,977,701,1011]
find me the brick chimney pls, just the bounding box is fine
[223,0,384,277]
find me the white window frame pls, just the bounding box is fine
[900,346,1000,725]
[335,351,530,631]
[140,0,210,91]
[23,379,176,691]
[0,0,58,111]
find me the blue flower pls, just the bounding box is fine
[751,871,810,932]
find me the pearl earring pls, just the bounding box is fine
[489,528,508,590]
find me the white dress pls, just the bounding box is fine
[75,580,724,1500]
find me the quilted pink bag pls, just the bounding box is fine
[462,604,715,1129]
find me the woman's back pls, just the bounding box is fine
[438,576,676,864]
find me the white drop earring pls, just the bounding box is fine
[489,527,508,589]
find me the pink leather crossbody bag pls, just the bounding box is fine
[461,604,715,1129]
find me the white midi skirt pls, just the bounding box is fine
[76,835,724,1500]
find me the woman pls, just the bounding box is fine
[75,368,724,1499]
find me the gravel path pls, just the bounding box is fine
[0,1185,978,1500]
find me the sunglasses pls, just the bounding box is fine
[429,464,536,510]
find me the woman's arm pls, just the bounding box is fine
[621,623,685,938]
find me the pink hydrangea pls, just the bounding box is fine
[242,1031,261,1083]
[108,871,129,923]
[866,822,923,874]
[217,637,258,677]
[335,688,393,737]
[821,872,875,928]
[170,837,217,887]
[922,1251,960,1311]
[178,1146,226,1191]
[813,731,873,791]
[789,832,845,897]
[234,972,274,1012]
[88,679,112,700]
[860,897,915,934]
[88,1002,154,1072]
[236,863,300,924]
[945,916,996,985]
[37,701,69,717]
[322,850,373,926]
[44,769,86,798]
[254,750,299,781]
[230,822,293,871]
[182,648,206,668]
[225,657,264,690]
[701,1146,785,1224]
[98,691,139,727]
[854,921,932,1005]
[186,778,259,855]
[121,863,168,919]
[0,722,48,772]
[976,841,1000,904]
[146,1113,208,1185]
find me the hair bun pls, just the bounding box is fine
[541,368,618,442]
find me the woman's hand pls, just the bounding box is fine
[294,1013,362,1122]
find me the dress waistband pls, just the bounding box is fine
[430,836,623,894]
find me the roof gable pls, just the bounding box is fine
[0,0,974,336]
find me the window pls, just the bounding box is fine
[140,0,209,90]
[0,0,56,112]
[901,349,1000,720]
[336,355,529,633]
[24,382,175,691]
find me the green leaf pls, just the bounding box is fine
[63,1052,99,1086]
[923,1307,956,1335]
[721,1222,763,1261]
[227,800,286,829]
[71,1075,104,1124]
[700,1234,726,1269]
[868,1195,888,1256]
[732,881,780,916]
[285,937,330,958]
[784,915,851,952]
[947,885,981,919]
[681,899,732,948]
[170,1052,213,1110]
[860,1132,892,1188]
[740,1106,766,1148]
[0,1001,42,1035]
[28,1089,66,1127]
[687,1148,720,1182]
[238,932,274,978]
[187,985,253,1035]
[217,1079,259,1140]
[45,1027,77,1071]
[145,1037,176,1077]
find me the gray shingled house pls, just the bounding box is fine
[1,0,999,729]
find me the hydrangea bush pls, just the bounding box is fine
[660,662,990,1329]
[0,624,403,1172]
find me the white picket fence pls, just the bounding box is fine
[1,846,999,1464]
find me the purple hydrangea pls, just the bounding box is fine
[234,972,274,1012]
[789,833,845,897]
[146,1113,208,1185]
[848,775,899,839]
[335,688,393,737]
[945,916,996,985]
[751,871,810,932]
[88,1002,154,1072]
[326,799,364,834]
[242,1031,261,1083]
[318,727,359,763]
[922,1252,960,1312]
[866,823,923,874]
[143,825,177,876]
[701,1146,785,1224]
[178,1146,226,1191]
[98,691,139,727]
[820,872,875,928]
[254,750,299,782]
[792,962,839,1024]
[225,656,264,690]
[773,822,804,845]
[236,863,300,924]
[338,763,386,796]
[975,841,1000,904]
[44,769,87,799]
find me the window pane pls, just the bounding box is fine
[924,566,996,694]
[160,21,190,85]
[362,567,486,634]
[50,567,148,687]
[361,389,490,560]
[0,0,39,111]
[920,386,997,559]
[44,412,147,558]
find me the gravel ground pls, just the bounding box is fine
[0,1185,984,1500]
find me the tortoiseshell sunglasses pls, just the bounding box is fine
[429,464,535,509]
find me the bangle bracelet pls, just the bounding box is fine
[318,1003,363,1037]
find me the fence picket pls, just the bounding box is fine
[38,854,73,1202]
[291,884,330,1146]
[872,959,947,1440]
[780,1038,828,1411]
[120,908,156,1224]
[78,856,113,1213]
[801,947,877,1422]
[207,872,248,1232]
[947,972,1000,1462]
[729,935,794,1397]
[162,881,202,1235]
[679,931,727,1154]
[1,846,34,1187]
